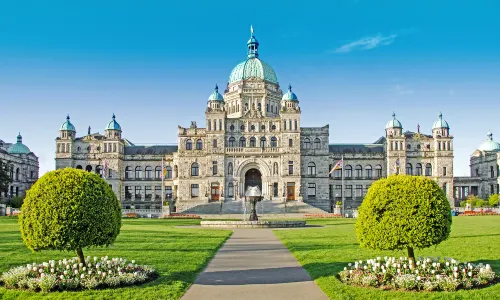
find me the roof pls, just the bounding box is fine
[60,115,76,131]
[478,132,500,152]
[432,112,450,129]
[386,112,402,129]
[208,85,224,101]
[282,84,298,101]
[328,143,385,154]
[404,131,433,139]
[124,145,178,155]
[7,133,31,155]
[105,114,122,131]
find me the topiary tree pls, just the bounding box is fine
[19,168,121,265]
[488,194,499,207]
[356,175,452,268]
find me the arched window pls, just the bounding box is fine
[304,138,311,149]
[155,166,161,178]
[228,162,233,176]
[307,162,316,175]
[375,165,382,178]
[228,182,234,197]
[355,165,362,178]
[257,103,262,111]
[406,163,413,175]
[365,165,372,179]
[273,162,278,175]
[96,165,102,177]
[345,165,352,178]
[15,168,19,181]
[125,166,132,178]
[186,139,192,150]
[250,137,256,147]
[230,124,234,131]
[228,137,235,147]
[407,144,411,149]
[76,165,83,169]
[145,166,152,179]
[239,137,246,147]
[425,163,432,176]
[314,138,321,149]
[271,136,277,148]
[86,165,92,172]
[196,139,203,150]
[240,125,245,131]
[191,162,199,176]
[251,125,255,131]
[245,103,248,111]
[416,163,423,176]
[260,137,266,148]
[166,166,172,179]
[135,166,142,178]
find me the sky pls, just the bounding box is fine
[1,0,499,176]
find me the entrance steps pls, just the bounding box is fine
[304,199,333,212]
[177,200,328,215]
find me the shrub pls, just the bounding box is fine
[460,200,467,207]
[489,194,499,207]
[356,175,452,267]
[475,200,488,207]
[19,168,122,265]
[10,196,24,208]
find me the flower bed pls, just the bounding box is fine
[460,211,500,216]
[163,214,201,219]
[304,214,343,219]
[123,212,139,218]
[0,256,157,292]
[338,256,497,292]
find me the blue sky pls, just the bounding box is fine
[1,0,499,176]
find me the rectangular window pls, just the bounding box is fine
[125,186,132,199]
[207,120,211,131]
[329,184,334,199]
[308,183,316,199]
[335,185,342,198]
[219,120,222,131]
[134,186,142,199]
[356,185,363,197]
[145,186,152,199]
[191,184,199,198]
[166,186,172,200]
[155,186,161,199]
[289,120,292,130]
[334,169,342,179]
[289,139,293,147]
[294,120,298,130]
[213,139,217,148]
[345,168,352,178]
[376,168,382,178]
[213,161,218,175]
[284,120,287,130]
[443,167,447,176]
[113,144,116,152]
[346,185,352,198]
[288,161,294,175]
[273,182,278,197]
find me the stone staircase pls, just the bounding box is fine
[177,200,328,215]
[304,199,333,212]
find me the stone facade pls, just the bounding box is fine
[54,30,458,210]
[0,134,39,201]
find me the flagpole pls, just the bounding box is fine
[161,157,165,218]
[341,155,345,217]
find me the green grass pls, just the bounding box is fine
[0,218,231,299]
[274,216,500,299]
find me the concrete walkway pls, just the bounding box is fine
[182,229,328,300]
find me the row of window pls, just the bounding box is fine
[227,136,278,148]
[474,165,499,178]
[58,143,122,153]
[390,141,452,151]
[329,164,383,179]
[3,166,37,181]
[124,186,173,199]
[405,163,433,176]
[303,138,322,149]
[124,166,174,179]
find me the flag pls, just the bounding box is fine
[329,158,343,174]
[101,160,108,179]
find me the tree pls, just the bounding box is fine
[0,159,13,197]
[356,175,452,268]
[10,196,24,208]
[19,168,122,265]
[489,194,499,207]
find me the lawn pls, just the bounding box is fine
[275,216,500,299]
[0,218,231,300]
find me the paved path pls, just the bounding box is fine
[182,229,328,300]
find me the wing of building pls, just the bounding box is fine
[54,29,499,213]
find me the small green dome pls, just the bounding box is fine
[432,112,449,129]
[386,112,402,129]
[60,115,76,131]
[106,113,121,131]
[282,84,298,101]
[208,84,224,101]
[7,133,31,154]
[478,132,500,152]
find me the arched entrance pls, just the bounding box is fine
[245,168,262,192]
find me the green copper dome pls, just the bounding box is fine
[282,84,298,101]
[7,133,31,154]
[432,112,450,129]
[60,115,76,131]
[386,112,403,129]
[106,113,121,131]
[228,27,278,84]
[208,84,224,101]
[478,132,500,152]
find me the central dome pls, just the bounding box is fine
[228,27,278,85]
[229,58,278,84]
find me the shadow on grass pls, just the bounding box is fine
[302,262,350,281]
[451,234,500,239]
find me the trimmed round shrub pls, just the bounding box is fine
[19,168,121,264]
[356,175,452,266]
[488,194,499,207]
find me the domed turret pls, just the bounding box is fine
[228,26,278,84]
[59,115,76,139]
[478,132,500,152]
[8,133,31,154]
[385,112,403,137]
[105,113,122,139]
[282,84,298,101]
[432,112,449,129]
[208,84,224,101]
[432,112,450,137]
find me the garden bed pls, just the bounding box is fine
[163,214,201,219]
[338,256,497,292]
[304,214,343,219]
[0,256,157,292]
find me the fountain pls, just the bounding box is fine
[200,186,306,228]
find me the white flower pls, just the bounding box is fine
[32,267,37,271]
[454,272,458,278]
[397,269,401,274]
[468,272,472,277]
[60,275,64,280]
[453,266,458,272]
[364,266,367,270]
[83,267,86,271]
[432,262,437,267]
[94,257,98,261]
[66,265,70,270]
[79,263,83,268]
[436,275,441,280]
[41,273,45,278]
[344,267,347,271]
[348,263,351,267]
[102,273,106,277]
[74,270,78,275]
[81,274,85,279]
[377,257,381,261]
[349,270,353,274]
[88,271,92,275]
[416,276,421,280]
[108,270,112,274]
[446,262,450,267]
[486,264,491,270]
[431,270,435,274]
[132,260,136,264]
[39,269,44,273]
[50,268,54,273]
[382,269,386,274]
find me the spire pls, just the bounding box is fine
[392,112,396,119]
[487,131,493,140]
[16,132,22,143]
[417,123,420,134]
[247,25,259,58]
[66,114,70,121]
[112,113,116,120]
[439,112,443,119]
[288,84,292,92]
[215,84,219,93]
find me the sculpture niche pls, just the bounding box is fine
[245,186,263,221]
